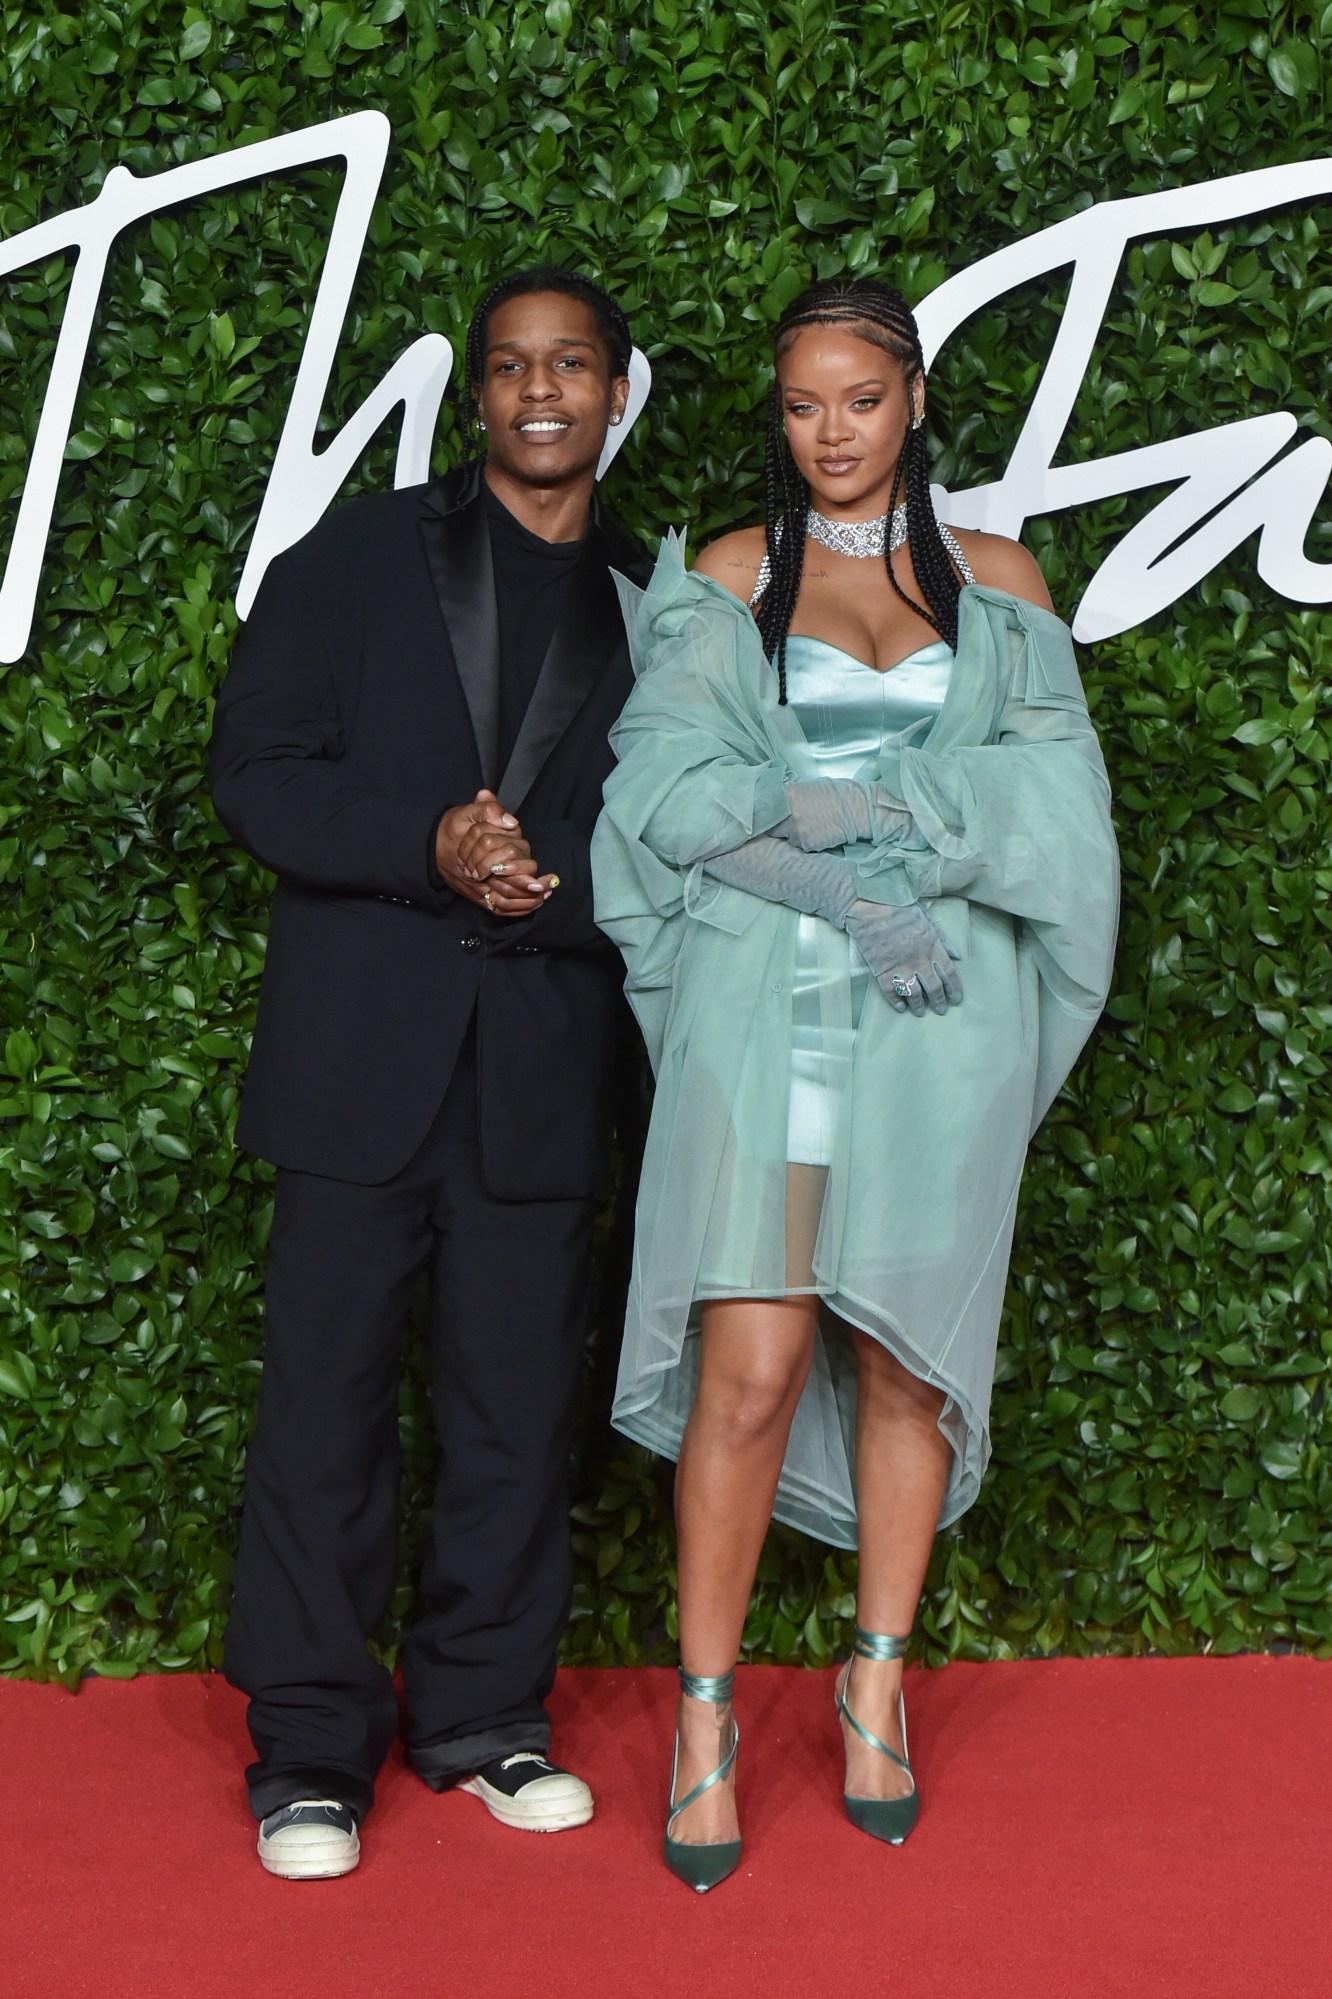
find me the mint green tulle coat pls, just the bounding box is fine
[591,537,1120,1545]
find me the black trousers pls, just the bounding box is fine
[223,1031,595,1822]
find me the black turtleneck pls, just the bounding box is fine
[483,480,588,772]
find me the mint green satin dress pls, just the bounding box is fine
[592,540,1120,1548]
[786,635,952,1167]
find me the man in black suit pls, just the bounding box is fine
[211,269,652,1879]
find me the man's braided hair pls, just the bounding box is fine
[462,266,632,455]
[757,279,962,703]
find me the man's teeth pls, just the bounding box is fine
[520,420,570,432]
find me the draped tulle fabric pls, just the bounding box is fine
[591,535,1120,1546]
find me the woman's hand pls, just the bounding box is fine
[843,900,963,1016]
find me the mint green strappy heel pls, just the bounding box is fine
[664,1668,741,1894]
[836,1628,919,1845]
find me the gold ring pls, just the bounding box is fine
[483,888,494,910]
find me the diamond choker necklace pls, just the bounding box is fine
[806,504,909,560]
[748,503,973,608]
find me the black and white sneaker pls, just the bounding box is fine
[257,1799,360,1880]
[458,1752,594,1832]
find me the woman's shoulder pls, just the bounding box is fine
[950,528,1054,613]
[691,525,767,603]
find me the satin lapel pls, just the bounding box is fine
[419,490,500,787]
[498,535,624,811]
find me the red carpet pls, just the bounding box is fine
[3,1658,1330,1999]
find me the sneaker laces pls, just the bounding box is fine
[499,1752,555,1772]
[263,1799,352,1833]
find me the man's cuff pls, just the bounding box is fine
[427,808,454,901]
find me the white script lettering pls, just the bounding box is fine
[0,110,650,663]
[917,159,1332,641]
[1,116,1325,655]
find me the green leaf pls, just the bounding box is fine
[1267,41,1318,97]
[794,198,857,230]
[0,1356,38,1401]
[1108,80,1145,125]
[898,186,935,241]
[108,1249,157,1285]
[1219,1387,1262,1423]
[5,1030,37,1079]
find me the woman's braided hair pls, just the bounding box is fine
[757,278,962,703]
[462,265,632,455]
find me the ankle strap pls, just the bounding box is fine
[852,1627,910,1662]
[678,1667,735,1703]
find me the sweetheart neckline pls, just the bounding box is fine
[784,632,953,677]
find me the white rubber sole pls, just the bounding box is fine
[258,1826,361,1880]
[457,1775,594,1832]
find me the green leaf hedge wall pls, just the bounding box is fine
[2,0,1330,1683]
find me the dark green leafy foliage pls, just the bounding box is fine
[2,0,1329,1681]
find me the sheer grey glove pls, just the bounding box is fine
[843,899,963,1016]
[704,836,857,925]
[775,777,914,852]
[703,843,962,1018]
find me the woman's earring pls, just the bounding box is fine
[478,419,487,431]
[610,413,622,426]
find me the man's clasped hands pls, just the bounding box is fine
[434,789,559,917]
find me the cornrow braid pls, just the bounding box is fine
[462,265,633,459]
[755,278,962,699]
[756,389,809,705]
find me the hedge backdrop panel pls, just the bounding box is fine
[1,0,1329,1683]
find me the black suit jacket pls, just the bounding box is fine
[210,463,653,1195]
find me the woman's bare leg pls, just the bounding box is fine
[670,1294,819,1844]
[842,1333,952,1800]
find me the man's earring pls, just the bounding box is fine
[477,419,487,432]
[610,413,622,426]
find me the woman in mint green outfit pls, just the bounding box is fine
[592,280,1118,1890]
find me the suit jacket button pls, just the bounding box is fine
[461,934,480,952]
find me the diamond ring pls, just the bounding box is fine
[891,974,919,1000]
